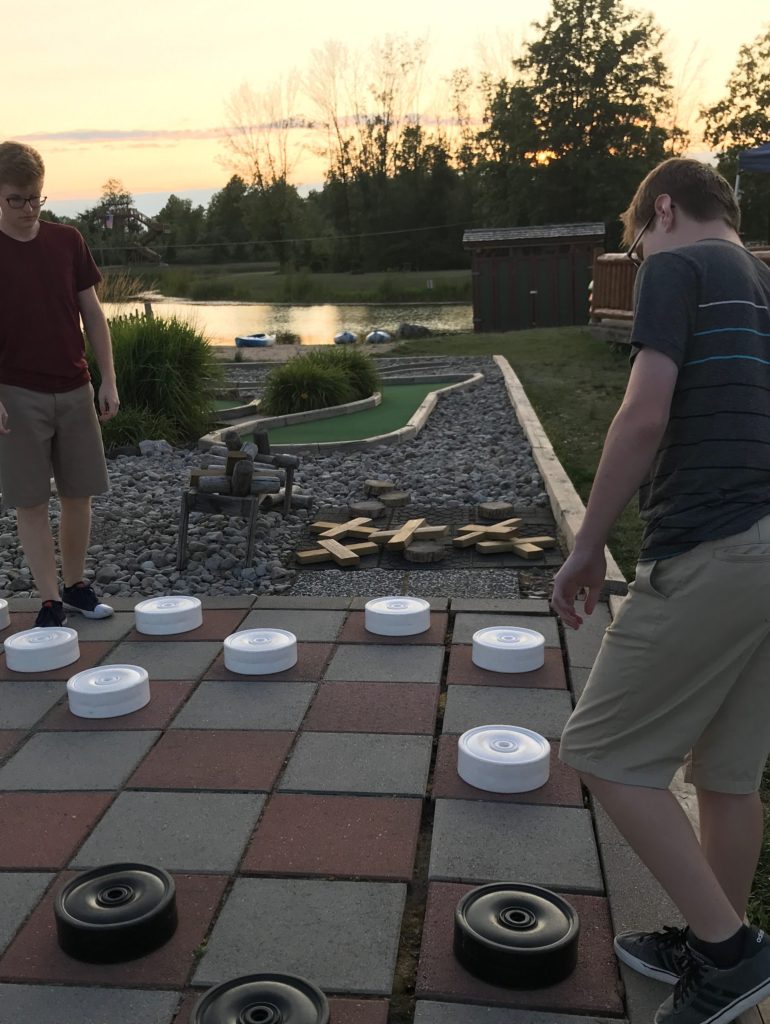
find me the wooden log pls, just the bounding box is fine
[252,468,285,483]
[185,490,253,517]
[223,429,242,451]
[262,489,313,510]
[226,450,251,476]
[385,518,426,551]
[477,500,516,521]
[364,479,395,496]
[380,490,410,508]
[197,475,232,495]
[252,453,279,466]
[250,477,282,495]
[207,444,229,458]
[204,456,227,469]
[231,459,254,497]
[270,453,300,469]
[403,541,446,563]
[295,541,377,565]
[349,500,387,519]
[252,430,271,455]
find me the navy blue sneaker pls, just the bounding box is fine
[62,581,113,619]
[615,925,687,984]
[35,600,67,628]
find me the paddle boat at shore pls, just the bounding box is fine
[334,330,358,345]
[235,333,275,348]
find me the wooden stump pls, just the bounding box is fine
[350,500,387,519]
[364,479,395,496]
[477,501,516,521]
[231,459,254,497]
[197,475,232,494]
[380,490,410,508]
[223,429,242,451]
[403,541,446,563]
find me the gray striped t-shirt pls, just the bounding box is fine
[630,239,770,561]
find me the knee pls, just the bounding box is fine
[16,502,50,524]
[59,495,91,512]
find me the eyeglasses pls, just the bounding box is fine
[3,195,47,210]
[626,211,656,268]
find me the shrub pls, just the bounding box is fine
[89,313,222,447]
[97,269,148,303]
[261,358,355,415]
[304,346,380,400]
[275,331,301,345]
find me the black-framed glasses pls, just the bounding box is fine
[626,210,656,268]
[3,195,47,210]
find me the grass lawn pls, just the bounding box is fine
[264,382,458,443]
[394,326,642,579]
[125,265,472,304]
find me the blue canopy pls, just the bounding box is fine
[738,143,770,173]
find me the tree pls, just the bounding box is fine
[702,25,770,243]
[156,195,205,262]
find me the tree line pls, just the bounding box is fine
[46,0,770,271]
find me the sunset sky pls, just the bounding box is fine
[6,0,768,215]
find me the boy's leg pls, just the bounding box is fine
[583,772,743,942]
[59,495,92,587]
[16,502,59,601]
[697,788,764,920]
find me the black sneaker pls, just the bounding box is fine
[655,926,770,1023]
[61,581,113,619]
[614,925,687,984]
[35,600,68,628]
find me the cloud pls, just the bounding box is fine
[17,127,230,145]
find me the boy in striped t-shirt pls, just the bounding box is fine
[552,158,770,1024]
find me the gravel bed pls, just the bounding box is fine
[0,357,558,601]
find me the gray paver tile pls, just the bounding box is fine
[0,731,160,790]
[414,1004,621,1024]
[0,985,179,1024]
[102,641,221,679]
[170,681,315,730]
[429,799,603,892]
[324,644,444,683]
[280,733,432,796]
[563,604,611,669]
[193,877,406,995]
[449,598,551,614]
[442,685,574,739]
[0,682,62,729]
[0,873,53,952]
[571,666,591,699]
[255,596,351,609]
[239,608,346,641]
[71,791,264,872]
[452,613,560,646]
[64,612,134,641]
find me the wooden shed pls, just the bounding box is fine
[463,223,605,332]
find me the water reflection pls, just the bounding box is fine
[104,299,473,346]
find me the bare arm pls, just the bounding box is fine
[550,346,679,627]
[78,287,119,421]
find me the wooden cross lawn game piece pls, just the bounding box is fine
[295,540,379,566]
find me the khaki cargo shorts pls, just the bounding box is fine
[0,382,109,508]
[559,513,770,794]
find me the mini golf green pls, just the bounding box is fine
[263,381,457,444]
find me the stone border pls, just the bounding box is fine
[199,373,483,454]
[493,354,625,586]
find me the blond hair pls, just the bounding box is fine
[621,158,739,247]
[0,141,45,188]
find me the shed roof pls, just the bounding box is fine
[463,223,605,245]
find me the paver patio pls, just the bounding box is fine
[0,592,757,1024]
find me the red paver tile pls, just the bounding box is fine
[242,793,422,879]
[0,793,113,869]
[0,730,25,761]
[338,611,448,645]
[0,642,115,681]
[0,872,228,988]
[431,737,584,806]
[125,608,250,642]
[173,992,389,1024]
[304,682,439,734]
[204,643,333,682]
[416,882,624,1015]
[446,646,567,689]
[39,681,197,731]
[128,730,295,791]
[0,612,37,644]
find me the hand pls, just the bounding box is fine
[550,545,607,629]
[0,401,9,434]
[97,381,120,423]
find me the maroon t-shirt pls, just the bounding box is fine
[0,221,102,392]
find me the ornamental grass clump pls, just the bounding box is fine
[303,347,380,400]
[261,357,355,415]
[88,313,222,447]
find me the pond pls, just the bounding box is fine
[104,299,473,347]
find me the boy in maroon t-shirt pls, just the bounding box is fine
[0,141,120,625]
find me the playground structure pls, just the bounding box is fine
[103,207,167,262]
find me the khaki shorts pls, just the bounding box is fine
[0,383,109,508]
[559,513,770,793]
